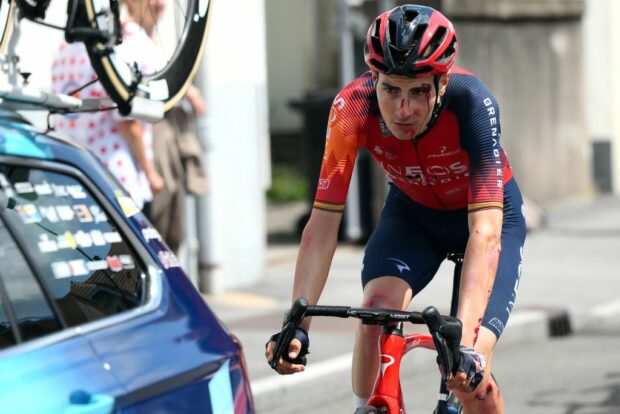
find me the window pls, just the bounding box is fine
[0,286,17,350]
[0,221,61,346]
[0,164,147,330]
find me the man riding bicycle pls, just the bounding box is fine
[266,5,526,413]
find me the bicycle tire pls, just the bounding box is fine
[80,0,212,115]
[0,0,14,54]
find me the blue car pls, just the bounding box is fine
[0,109,254,413]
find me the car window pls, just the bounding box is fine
[0,164,147,328]
[0,220,62,345]
[0,285,17,350]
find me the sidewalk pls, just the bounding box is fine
[205,195,620,401]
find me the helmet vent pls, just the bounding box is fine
[421,27,447,59]
[369,59,389,73]
[436,37,457,64]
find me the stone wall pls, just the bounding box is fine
[444,0,594,204]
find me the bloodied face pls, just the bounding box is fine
[375,72,449,141]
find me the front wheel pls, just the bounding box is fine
[78,0,212,116]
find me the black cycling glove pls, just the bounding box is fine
[267,327,310,366]
[457,345,486,391]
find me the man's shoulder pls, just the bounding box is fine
[335,71,378,118]
[445,68,494,108]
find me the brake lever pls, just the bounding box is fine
[269,298,308,370]
[422,306,462,381]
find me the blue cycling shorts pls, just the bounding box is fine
[361,178,526,339]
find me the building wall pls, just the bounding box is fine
[265,0,318,133]
[445,0,594,204]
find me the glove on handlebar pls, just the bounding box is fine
[458,345,486,391]
[268,328,310,366]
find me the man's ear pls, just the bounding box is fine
[371,70,378,84]
[439,72,450,96]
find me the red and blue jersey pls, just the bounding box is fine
[313,68,513,212]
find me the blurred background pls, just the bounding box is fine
[12,0,619,293]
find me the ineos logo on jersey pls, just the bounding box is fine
[380,161,469,186]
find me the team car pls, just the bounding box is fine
[0,109,254,413]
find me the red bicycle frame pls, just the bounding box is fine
[367,326,436,413]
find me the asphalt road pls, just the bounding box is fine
[207,195,620,413]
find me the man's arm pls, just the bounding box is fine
[265,208,342,374]
[457,208,503,347]
[292,208,343,331]
[117,119,164,194]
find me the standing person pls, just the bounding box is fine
[149,99,208,253]
[265,5,526,414]
[51,6,164,209]
[122,0,209,253]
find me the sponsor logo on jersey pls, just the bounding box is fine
[428,145,462,158]
[483,97,503,188]
[379,161,469,186]
[388,258,411,274]
[373,146,397,161]
[318,179,330,190]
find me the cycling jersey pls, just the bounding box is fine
[314,68,513,212]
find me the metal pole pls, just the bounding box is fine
[339,0,363,241]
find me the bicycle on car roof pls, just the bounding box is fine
[0,0,211,117]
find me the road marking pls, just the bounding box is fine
[203,292,280,309]
[591,299,620,318]
[252,353,352,396]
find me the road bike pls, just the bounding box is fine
[271,253,467,413]
[271,298,467,413]
[0,0,211,117]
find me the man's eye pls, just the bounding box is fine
[384,87,398,94]
[411,85,431,95]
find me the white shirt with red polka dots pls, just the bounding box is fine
[51,22,162,208]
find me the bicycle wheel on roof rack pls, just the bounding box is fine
[0,0,15,54]
[76,0,212,117]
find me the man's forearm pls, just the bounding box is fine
[117,120,154,174]
[458,227,501,347]
[291,210,341,331]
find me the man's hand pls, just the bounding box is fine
[146,168,165,194]
[265,328,310,375]
[445,346,486,393]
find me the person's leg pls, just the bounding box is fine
[354,184,444,405]
[352,276,413,398]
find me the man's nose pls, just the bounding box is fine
[398,98,413,118]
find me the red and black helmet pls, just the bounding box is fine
[364,5,458,77]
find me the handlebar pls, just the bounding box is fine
[270,298,463,380]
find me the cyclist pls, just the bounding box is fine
[266,4,526,414]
